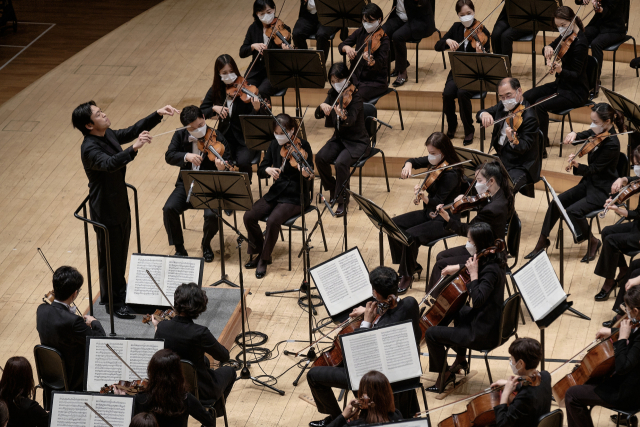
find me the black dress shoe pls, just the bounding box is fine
[463,131,475,146]
[224,210,233,216]
[632,57,640,69]
[580,239,602,263]
[246,256,272,270]
[309,416,333,427]
[524,238,550,260]
[174,247,188,257]
[202,244,214,263]
[397,275,413,294]
[603,319,614,328]
[390,62,409,77]
[335,203,347,217]
[611,414,638,426]
[426,372,456,393]
[446,123,458,139]
[256,258,268,279]
[107,305,136,320]
[392,76,407,87]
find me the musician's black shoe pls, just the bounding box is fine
[256,258,269,279]
[426,371,456,393]
[449,359,470,376]
[202,244,214,263]
[524,237,550,260]
[602,314,621,328]
[595,279,616,301]
[610,414,638,426]
[463,130,475,146]
[446,123,458,139]
[224,210,233,216]
[392,75,407,87]
[246,256,272,270]
[397,275,413,294]
[580,238,601,263]
[335,203,347,217]
[107,305,136,320]
[309,416,333,427]
[542,148,548,159]
[174,245,188,257]
[390,62,409,77]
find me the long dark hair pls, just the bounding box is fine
[426,132,461,167]
[212,54,242,105]
[592,103,625,134]
[358,371,395,424]
[0,357,36,405]
[477,161,514,217]
[554,6,584,33]
[468,222,507,267]
[146,349,188,417]
[0,400,7,427]
[625,284,640,311]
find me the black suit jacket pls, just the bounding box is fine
[239,21,291,81]
[493,370,552,427]
[327,409,403,427]
[314,90,370,157]
[370,296,422,346]
[154,316,230,401]
[257,138,314,206]
[407,156,461,217]
[545,31,589,100]
[434,22,491,53]
[134,392,215,427]
[338,27,390,90]
[570,129,620,204]
[80,112,163,226]
[36,302,106,391]
[6,396,48,427]
[446,188,511,241]
[595,327,640,408]
[576,0,627,34]
[165,128,230,185]
[391,0,436,40]
[477,100,541,183]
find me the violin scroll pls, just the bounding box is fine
[352,394,375,410]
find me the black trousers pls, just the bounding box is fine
[243,197,301,260]
[509,168,531,193]
[491,20,530,60]
[424,318,469,373]
[594,221,640,280]
[227,141,256,182]
[292,15,337,66]
[382,14,412,74]
[316,140,369,203]
[357,84,389,104]
[95,218,130,307]
[163,181,219,247]
[443,72,475,136]
[206,365,237,402]
[428,245,470,291]
[565,384,611,427]
[388,210,452,276]
[584,27,627,76]
[540,182,600,241]
[247,69,281,99]
[612,260,640,315]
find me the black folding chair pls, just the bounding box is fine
[33,345,68,411]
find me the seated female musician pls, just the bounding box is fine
[565,285,640,427]
[152,283,237,405]
[243,113,314,278]
[523,6,589,156]
[391,132,462,294]
[490,4,530,62]
[307,267,421,427]
[0,357,48,427]
[239,0,291,98]
[291,0,338,68]
[327,371,402,427]
[593,146,640,302]
[200,54,263,182]
[424,222,506,393]
[337,3,390,103]
[125,349,216,427]
[315,62,370,217]
[525,103,623,262]
[129,413,159,427]
[490,338,551,427]
[605,261,640,329]
[428,161,514,291]
[435,0,491,145]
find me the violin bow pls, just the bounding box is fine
[38,248,83,317]
[85,403,114,427]
[146,270,176,312]
[570,130,635,145]
[482,94,559,128]
[459,0,504,46]
[292,314,364,357]
[106,344,144,381]
[276,107,316,175]
[151,126,188,138]
[351,6,396,62]
[408,160,472,178]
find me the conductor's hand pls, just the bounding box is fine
[186,153,203,166]
[480,112,494,128]
[213,106,229,119]
[446,39,460,51]
[84,315,97,327]
[266,167,281,180]
[596,327,612,340]
[466,254,479,281]
[320,103,332,116]
[543,45,554,60]
[441,265,459,276]
[157,105,180,116]
[349,306,365,318]
[612,177,629,194]
[215,158,226,171]
[401,162,412,179]
[363,301,378,324]
[343,45,357,60]
[563,132,577,145]
[132,131,152,151]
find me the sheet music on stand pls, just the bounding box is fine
[368,420,430,427]
[453,146,515,189]
[542,177,578,240]
[49,391,134,427]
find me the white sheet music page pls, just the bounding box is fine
[126,254,165,305]
[50,393,92,427]
[163,257,201,305]
[86,339,128,392]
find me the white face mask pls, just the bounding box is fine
[465,241,476,255]
[460,14,475,28]
[259,12,275,24]
[634,165,640,177]
[428,153,442,166]
[558,25,572,36]
[502,97,519,112]
[475,181,489,195]
[509,358,520,375]
[220,73,237,85]
[363,20,379,33]
[590,122,604,135]
[332,79,347,93]
[274,133,290,145]
[188,124,207,139]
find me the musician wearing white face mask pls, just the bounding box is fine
[477,77,541,192]
[163,106,230,261]
[291,0,339,68]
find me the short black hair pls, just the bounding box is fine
[173,283,208,319]
[52,266,84,301]
[508,337,542,370]
[72,101,97,136]
[180,105,204,126]
[328,62,349,81]
[369,267,399,299]
[499,77,521,91]
[252,0,276,22]
[129,413,159,427]
[362,3,383,22]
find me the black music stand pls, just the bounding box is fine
[603,87,640,156]
[449,52,512,152]
[347,190,411,267]
[240,115,307,152]
[507,0,562,87]
[263,50,326,117]
[453,146,515,190]
[316,0,366,44]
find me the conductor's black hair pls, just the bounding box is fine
[72,100,97,136]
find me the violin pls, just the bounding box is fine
[430,191,492,219]
[538,31,577,85]
[100,379,148,395]
[279,138,308,170]
[142,308,176,325]
[414,160,449,205]
[506,104,525,145]
[265,18,292,48]
[335,84,357,121]
[463,20,488,52]
[565,131,610,172]
[419,239,506,342]
[196,127,239,171]
[43,291,83,316]
[351,394,374,410]
[225,76,260,104]
[599,180,640,219]
[364,28,386,66]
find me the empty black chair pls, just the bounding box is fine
[505,212,526,324]
[537,409,563,427]
[366,88,404,130]
[181,359,229,427]
[33,345,68,411]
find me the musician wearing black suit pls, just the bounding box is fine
[315,62,371,217]
[74,100,178,318]
[201,54,264,182]
[526,103,623,262]
[424,222,506,393]
[153,283,236,404]
[390,132,462,294]
[243,114,314,279]
[338,3,390,103]
[477,78,541,192]
[307,267,421,427]
[383,0,436,87]
[291,0,338,67]
[163,106,230,261]
[523,7,589,155]
[36,267,106,391]
[565,285,640,427]
[435,0,491,145]
[490,4,530,62]
[429,161,514,292]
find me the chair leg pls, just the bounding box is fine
[358,167,363,209]
[220,395,230,427]
[279,227,284,242]
[441,100,445,133]
[330,38,334,68]
[568,113,573,132]
[415,42,419,83]
[612,50,617,91]
[559,116,566,157]
[395,90,405,130]
[282,94,285,114]
[484,352,493,384]
[436,29,446,70]
[258,175,263,198]
[634,38,639,77]
[181,213,186,229]
[596,216,602,234]
[317,210,328,252]
[289,227,292,271]
[381,152,390,192]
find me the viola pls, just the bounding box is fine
[335,84,357,121]
[506,104,525,145]
[197,127,239,171]
[279,138,308,170]
[463,20,488,52]
[599,180,640,219]
[414,160,449,205]
[225,76,260,104]
[565,131,610,172]
[100,379,148,395]
[364,28,386,66]
[265,18,292,48]
[142,308,176,325]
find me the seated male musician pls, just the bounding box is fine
[163,105,229,261]
[36,266,106,391]
[477,77,540,192]
[306,267,421,427]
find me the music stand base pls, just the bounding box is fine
[567,307,591,320]
[211,278,239,288]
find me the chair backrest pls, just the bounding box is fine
[496,293,521,347]
[537,409,564,427]
[364,102,378,147]
[180,359,199,400]
[537,129,544,175]
[623,0,630,29]
[617,152,629,178]
[33,345,68,391]
[506,212,522,267]
[586,56,600,100]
